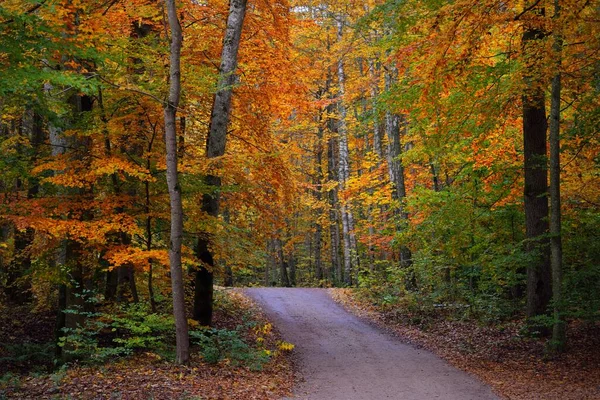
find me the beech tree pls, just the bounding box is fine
[164,0,189,364]
[194,0,248,325]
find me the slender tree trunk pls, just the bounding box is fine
[164,0,189,365]
[194,0,247,325]
[522,15,552,319]
[327,136,343,284]
[384,65,412,270]
[314,128,324,283]
[145,156,157,312]
[550,0,565,351]
[336,18,358,285]
[289,252,297,287]
[277,238,290,287]
[264,240,271,286]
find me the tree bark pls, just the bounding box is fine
[328,136,342,284]
[336,18,359,285]
[164,0,189,364]
[522,16,552,320]
[194,0,247,325]
[384,65,412,269]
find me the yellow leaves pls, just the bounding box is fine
[91,157,154,182]
[188,319,201,329]
[276,341,295,352]
[254,323,272,336]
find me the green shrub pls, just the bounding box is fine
[189,326,270,371]
[59,303,175,363]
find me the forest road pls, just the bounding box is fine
[245,288,499,400]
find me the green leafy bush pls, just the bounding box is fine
[59,303,175,363]
[189,326,270,371]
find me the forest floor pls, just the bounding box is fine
[247,287,498,400]
[0,289,294,400]
[330,288,600,400]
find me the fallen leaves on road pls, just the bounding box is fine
[330,288,600,400]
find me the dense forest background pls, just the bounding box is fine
[1,0,599,372]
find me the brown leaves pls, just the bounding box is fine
[2,290,294,400]
[330,288,600,400]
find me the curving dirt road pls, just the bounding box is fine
[246,288,499,400]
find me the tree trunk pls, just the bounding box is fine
[384,65,412,270]
[314,117,325,282]
[277,238,290,287]
[164,0,189,364]
[549,0,565,351]
[289,252,297,287]
[327,136,343,284]
[522,17,552,320]
[336,18,358,285]
[193,238,214,324]
[194,0,247,325]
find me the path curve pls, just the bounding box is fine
[246,288,499,400]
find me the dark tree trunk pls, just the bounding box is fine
[522,21,552,320]
[277,239,290,287]
[194,238,214,325]
[289,253,297,287]
[194,0,247,325]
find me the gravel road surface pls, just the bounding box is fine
[246,288,499,400]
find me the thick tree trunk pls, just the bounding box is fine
[193,238,214,324]
[522,20,552,320]
[194,0,247,325]
[164,0,189,364]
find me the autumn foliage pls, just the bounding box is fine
[0,0,599,393]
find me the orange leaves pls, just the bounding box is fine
[91,157,154,182]
[104,246,169,271]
